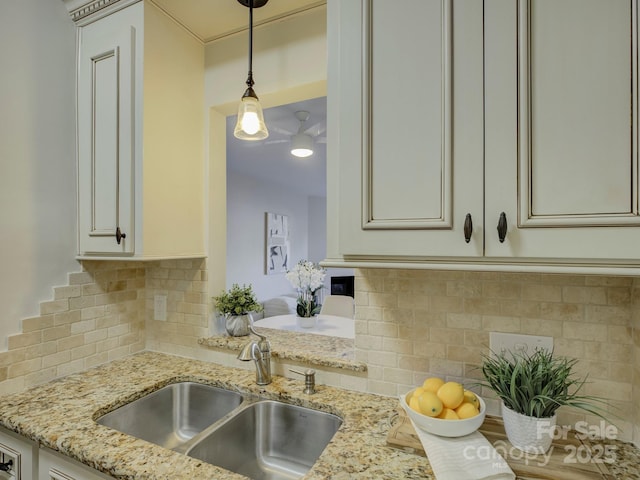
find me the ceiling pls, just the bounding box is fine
[226,96,327,197]
[151,0,326,43]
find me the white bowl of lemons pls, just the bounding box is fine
[400,377,486,437]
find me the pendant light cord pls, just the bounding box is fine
[246,0,254,88]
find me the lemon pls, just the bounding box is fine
[409,396,421,413]
[418,391,444,417]
[412,386,425,398]
[437,408,459,420]
[455,402,479,419]
[463,390,480,409]
[436,381,465,409]
[422,377,445,393]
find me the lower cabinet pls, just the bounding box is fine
[0,428,112,480]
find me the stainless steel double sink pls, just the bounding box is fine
[96,382,342,480]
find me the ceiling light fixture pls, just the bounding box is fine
[233,0,269,141]
[290,111,314,157]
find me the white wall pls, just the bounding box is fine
[0,1,78,348]
[226,170,310,301]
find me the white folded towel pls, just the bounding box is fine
[400,403,515,480]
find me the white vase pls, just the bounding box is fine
[501,402,557,454]
[296,315,317,328]
[225,314,251,336]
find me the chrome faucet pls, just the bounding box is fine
[237,325,272,385]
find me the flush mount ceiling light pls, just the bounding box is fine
[290,110,314,157]
[233,0,269,141]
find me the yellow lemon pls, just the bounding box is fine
[418,391,444,417]
[422,377,445,393]
[412,387,425,398]
[436,381,465,409]
[409,396,421,413]
[455,402,479,419]
[463,390,480,409]
[436,408,459,420]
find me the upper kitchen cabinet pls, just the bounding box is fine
[75,1,205,259]
[328,0,485,259]
[327,0,640,270]
[485,0,640,261]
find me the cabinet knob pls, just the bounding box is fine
[497,212,507,243]
[115,227,127,245]
[0,459,12,472]
[464,213,473,243]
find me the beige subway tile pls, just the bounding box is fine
[96,314,119,329]
[42,325,71,342]
[82,283,105,296]
[54,310,81,326]
[463,363,484,380]
[430,327,465,346]
[541,274,586,286]
[356,306,383,321]
[57,334,84,351]
[553,338,585,358]
[57,359,85,378]
[382,337,412,354]
[585,276,632,287]
[8,331,42,350]
[40,299,69,315]
[354,320,368,335]
[413,342,446,359]
[499,300,541,318]
[463,298,502,315]
[481,316,521,333]
[81,305,105,320]
[369,292,398,308]
[22,315,54,332]
[368,321,398,338]
[359,277,384,293]
[585,305,631,325]
[465,271,500,282]
[42,351,71,368]
[446,281,482,298]
[464,330,489,349]
[96,338,119,353]
[355,335,383,351]
[396,292,429,309]
[382,308,414,324]
[608,362,634,383]
[25,341,57,360]
[23,367,57,388]
[354,291,369,307]
[54,285,82,300]
[71,319,96,335]
[8,358,42,378]
[0,350,25,369]
[539,302,583,322]
[482,282,521,300]
[117,268,138,280]
[84,352,109,369]
[95,293,118,306]
[584,342,632,364]
[399,324,428,341]
[607,287,632,306]
[446,345,483,364]
[584,379,631,402]
[520,318,563,338]
[608,325,632,344]
[428,358,464,377]
[522,284,562,302]
[398,355,423,371]
[562,286,607,305]
[69,295,95,310]
[68,271,94,285]
[430,296,463,313]
[108,324,129,337]
[366,380,398,397]
[446,313,481,330]
[562,321,608,342]
[383,367,414,385]
[71,344,96,361]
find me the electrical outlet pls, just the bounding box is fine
[489,332,553,357]
[154,294,167,321]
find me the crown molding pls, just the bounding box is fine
[62,0,139,25]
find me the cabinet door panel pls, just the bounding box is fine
[77,17,135,255]
[486,0,640,260]
[334,0,484,258]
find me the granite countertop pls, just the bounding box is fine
[0,352,638,480]
[0,351,428,479]
[199,327,367,372]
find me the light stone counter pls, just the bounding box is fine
[0,351,428,479]
[0,352,638,480]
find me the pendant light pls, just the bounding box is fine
[290,110,314,157]
[234,0,269,141]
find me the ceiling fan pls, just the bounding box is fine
[266,110,326,157]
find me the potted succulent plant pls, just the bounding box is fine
[479,349,611,453]
[212,283,262,336]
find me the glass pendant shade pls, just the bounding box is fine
[290,133,313,157]
[234,90,268,140]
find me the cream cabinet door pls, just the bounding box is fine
[485,0,640,261]
[39,449,113,480]
[331,0,484,258]
[77,5,140,255]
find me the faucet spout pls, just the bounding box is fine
[237,326,272,385]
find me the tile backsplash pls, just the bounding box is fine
[0,262,638,445]
[354,268,638,442]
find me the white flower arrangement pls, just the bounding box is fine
[285,260,326,317]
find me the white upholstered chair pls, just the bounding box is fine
[319,295,355,318]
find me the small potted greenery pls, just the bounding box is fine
[212,283,262,336]
[479,349,611,453]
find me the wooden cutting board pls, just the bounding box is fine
[387,409,615,480]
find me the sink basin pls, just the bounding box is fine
[186,400,342,480]
[97,382,243,450]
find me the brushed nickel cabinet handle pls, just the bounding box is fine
[464,213,473,243]
[497,212,507,243]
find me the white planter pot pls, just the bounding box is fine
[501,402,557,454]
[296,315,317,328]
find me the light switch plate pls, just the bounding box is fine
[489,332,553,357]
[154,295,167,321]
